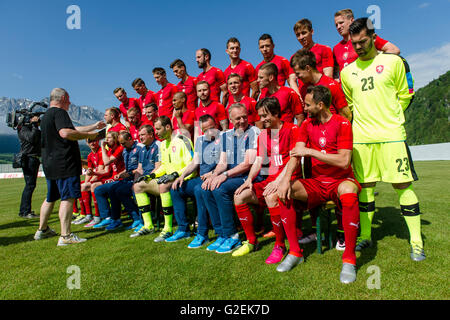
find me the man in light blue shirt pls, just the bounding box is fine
[201,103,261,254]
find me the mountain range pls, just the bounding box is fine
[0,97,104,153]
[0,97,104,135]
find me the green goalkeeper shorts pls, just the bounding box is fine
[352,141,418,184]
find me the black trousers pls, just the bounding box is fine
[19,155,40,215]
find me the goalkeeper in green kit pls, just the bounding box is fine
[134,116,195,242]
[340,18,425,261]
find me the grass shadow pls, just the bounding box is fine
[0,234,37,246]
[371,206,429,244]
[0,218,40,231]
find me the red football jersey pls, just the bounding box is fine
[226,95,257,128]
[119,98,140,121]
[310,43,334,74]
[259,86,304,123]
[256,55,293,86]
[177,76,198,111]
[333,36,388,71]
[224,59,257,97]
[172,110,195,138]
[138,90,156,122]
[138,90,156,108]
[88,149,111,181]
[257,122,301,179]
[299,75,347,114]
[195,101,227,127]
[141,117,154,127]
[107,122,127,134]
[291,43,334,76]
[197,67,226,102]
[129,123,142,142]
[156,83,178,118]
[87,149,103,169]
[107,145,125,179]
[297,114,354,180]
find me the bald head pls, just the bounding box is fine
[173,91,187,110]
[174,92,187,100]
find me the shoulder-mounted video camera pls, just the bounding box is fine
[6,101,48,130]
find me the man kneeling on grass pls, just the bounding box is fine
[277,86,361,283]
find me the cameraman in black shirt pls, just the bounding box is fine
[17,115,41,218]
[34,88,105,246]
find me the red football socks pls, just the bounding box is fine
[72,201,79,214]
[81,191,92,215]
[92,192,100,217]
[235,203,257,245]
[340,193,360,265]
[268,206,286,248]
[279,200,303,257]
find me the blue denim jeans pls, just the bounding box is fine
[171,177,213,236]
[108,179,139,221]
[201,176,246,238]
[93,182,115,219]
[93,180,139,221]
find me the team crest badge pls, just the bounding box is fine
[172,146,176,152]
[319,137,326,148]
[343,52,348,61]
[376,65,384,74]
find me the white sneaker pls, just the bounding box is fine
[340,263,357,284]
[34,227,57,240]
[71,215,84,224]
[335,239,346,251]
[298,233,317,244]
[57,233,87,246]
[74,215,93,225]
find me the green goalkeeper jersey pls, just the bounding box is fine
[341,53,415,144]
[154,134,196,180]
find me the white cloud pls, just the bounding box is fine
[406,42,450,89]
[418,2,430,8]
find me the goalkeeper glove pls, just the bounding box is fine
[157,172,179,184]
[136,173,156,183]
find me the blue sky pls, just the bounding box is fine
[1,0,449,111]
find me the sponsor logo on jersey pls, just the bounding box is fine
[319,137,326,148]
[376,65,384,74]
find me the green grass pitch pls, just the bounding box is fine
[0,161,448,300]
